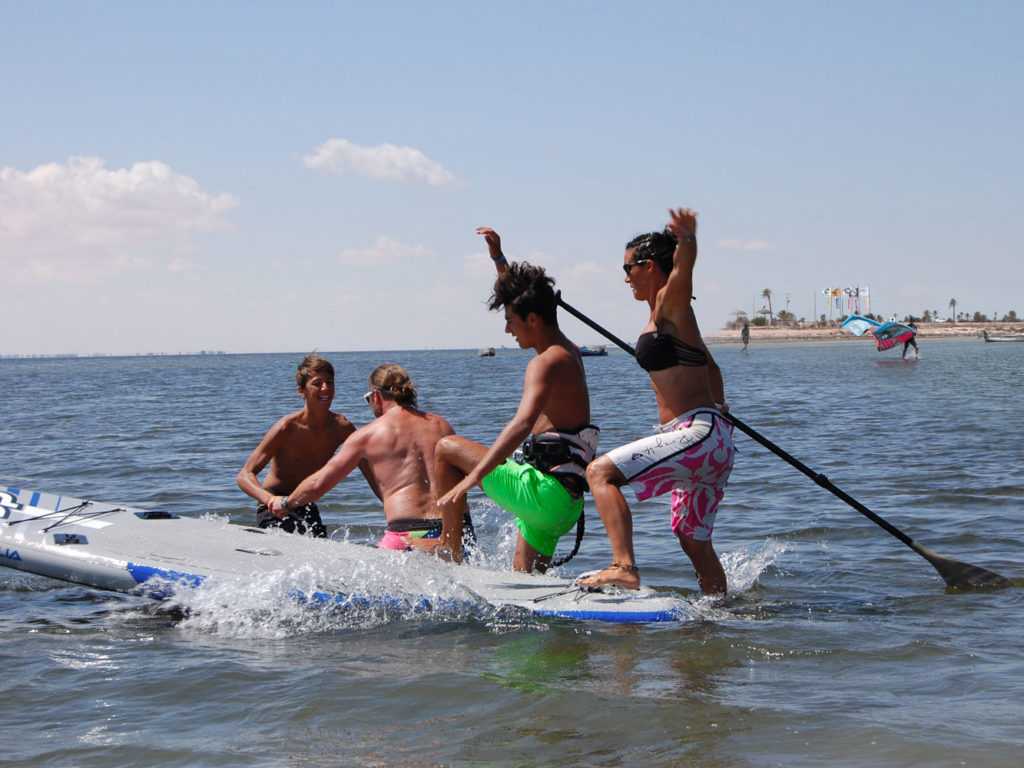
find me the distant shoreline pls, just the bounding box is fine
[5,322,1023,359]
[705,321,1024,344]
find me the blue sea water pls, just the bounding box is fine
[1,339,1022,767]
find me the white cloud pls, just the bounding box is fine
[304,138,455,186]
[563,260,605,279]
[0,156,237,283]
[338,236,434,265]
[717,239,771,252]
[463,251,496,278]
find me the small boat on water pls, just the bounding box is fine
[579,345,608,357]
[981,330,1024,343]
[478,347,496,357]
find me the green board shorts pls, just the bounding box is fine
[481,459,583,557]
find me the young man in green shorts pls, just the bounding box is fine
[431,227,598,572]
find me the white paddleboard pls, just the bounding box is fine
[0,486,685,624]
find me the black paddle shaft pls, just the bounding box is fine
[721,413,915,547]
[556,292,1012,588]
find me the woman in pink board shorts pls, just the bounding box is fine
[580,208,735,595]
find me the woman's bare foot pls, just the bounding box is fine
[576,562,640,590]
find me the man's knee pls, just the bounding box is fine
[586,457,621,489]
[435,435,458,461]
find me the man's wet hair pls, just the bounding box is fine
[488,261,558,326]
[296,353,335,389]
[626,229,678,275]
[370,363,417,407]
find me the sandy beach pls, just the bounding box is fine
[707,321,1024,344]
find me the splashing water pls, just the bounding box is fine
[723,538,789,593]
[681,539,790,621]
[162,552,503,638]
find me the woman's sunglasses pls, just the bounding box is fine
[622,258,651,275]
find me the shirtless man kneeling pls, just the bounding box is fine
[236,353,363,537]
[282,364,472,550]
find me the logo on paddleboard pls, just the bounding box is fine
[1,547,22,561]
[0,491,23,520]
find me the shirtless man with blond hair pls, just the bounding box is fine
[283,364,472,550]
[236,353,365,537]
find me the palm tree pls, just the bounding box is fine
[761,289,774,325]
[948,298,957,322]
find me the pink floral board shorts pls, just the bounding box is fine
[605,408,735,541]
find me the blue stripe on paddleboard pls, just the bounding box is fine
[300,591,675,623]
[535,608,680,623]
[29,491,40,507]
[125,568,454,614]
[127,563,205,598]
[125,563,679,624]
[126,565,437,612]
[304,589,441,613]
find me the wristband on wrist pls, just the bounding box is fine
[491,252,508,265]
[280,495,290,511]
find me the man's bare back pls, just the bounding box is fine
[351,405,454,523]
[283,364,462,551]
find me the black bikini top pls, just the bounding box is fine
[636,331,708,371]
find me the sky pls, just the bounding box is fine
[2,1,1022,355]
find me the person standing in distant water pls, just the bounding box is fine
[236,354,367,537]
[741,318,750,352]
[580,208,735,595]
[431,227,598,573]
[902,320,919,359]
[281,364,474,551]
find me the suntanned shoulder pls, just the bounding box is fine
[429,412,456,436]
[535,340,576,364]
[390,408,453,438]
[546,340,584,370]
[276,409,306,432]
[331,412,356,432]
[522,346,568,391]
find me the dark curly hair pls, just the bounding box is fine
[488,262,558,326]
[626,229,678,275]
